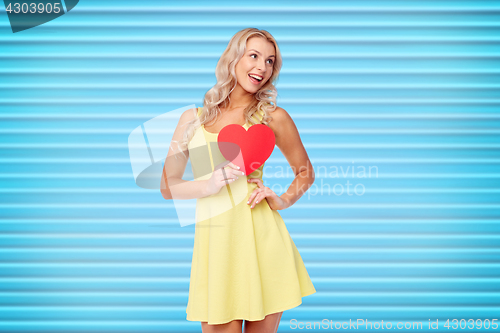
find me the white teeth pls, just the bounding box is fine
[249,74,262,81]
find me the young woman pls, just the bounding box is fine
[161,28,316,333]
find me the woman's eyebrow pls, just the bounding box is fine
[248,49,276,58]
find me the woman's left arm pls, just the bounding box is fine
[247,107,315,210]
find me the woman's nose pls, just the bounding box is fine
[256,59,266,71]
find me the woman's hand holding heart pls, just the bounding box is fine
[247,178,289,211]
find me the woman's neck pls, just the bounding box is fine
[226,85,254,110]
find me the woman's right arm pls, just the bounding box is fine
[160,108,243,200]
[160,108,208,200]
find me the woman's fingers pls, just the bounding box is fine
[247,185,265,208]
[249,191,265,209]
[220,163,243,179]
[247,189,257,206]
[248,178,264,188]
[208,162,243,195]
[246,179,274,208]
[222,161,240,173]
[228,161,241,170]
[221,178,236,185]
[218,162,245,185]
[221,168,244,180]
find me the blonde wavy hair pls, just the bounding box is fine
[175,27,282,156]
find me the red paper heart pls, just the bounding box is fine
[217,124,275,175]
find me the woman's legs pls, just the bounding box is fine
[243,311,283,333]
[201,320,243,333]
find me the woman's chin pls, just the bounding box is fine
[236,81,262,94]
[242,86,259,94]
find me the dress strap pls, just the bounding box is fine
[197,107,202,117]
[251,109,265,124]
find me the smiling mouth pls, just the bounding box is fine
[248,74,263,84]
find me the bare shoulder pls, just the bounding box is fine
[269,106,291,123]
[180,107,198,123]
[267,106,308,177]
[268,106,297,138]
[171,107,198,139]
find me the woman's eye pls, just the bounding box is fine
[250,53,272,65]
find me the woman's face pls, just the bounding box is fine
[234,37,276,94]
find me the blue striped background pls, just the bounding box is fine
[1,1,499,332]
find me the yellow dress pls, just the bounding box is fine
[186,106,316,325]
